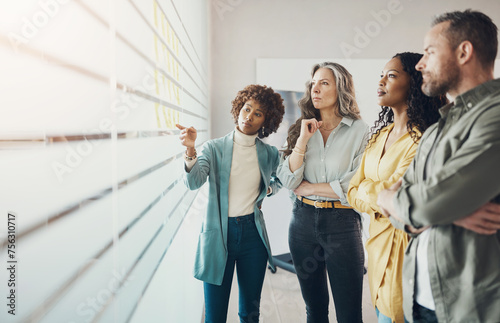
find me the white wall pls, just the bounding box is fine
[0,0,209,322]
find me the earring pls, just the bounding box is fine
[259,127,266,137]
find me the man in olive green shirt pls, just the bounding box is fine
[378,10,500,323]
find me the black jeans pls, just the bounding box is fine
[289,199,364,323]
[413,302,438,323]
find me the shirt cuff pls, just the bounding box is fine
[330,180,348,205]
[184,158,197,172]
[281,157,305,189]
[388,214,406,231]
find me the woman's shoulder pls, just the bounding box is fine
[205,131,233,147]
[367,124,391,145]
[256,138,279,154]
[380,123,393,133]
[349,118,369,130]
[344,118,369,138]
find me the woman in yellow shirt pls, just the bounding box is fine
[347,52,447,323]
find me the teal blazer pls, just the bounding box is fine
[184,131,281,285]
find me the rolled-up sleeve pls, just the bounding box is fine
[329,180,346,205]
[347,150,374,215]
[276,154,305,190]
[184,158,197,172]
[184,142,211,190]
[333,129,368,205]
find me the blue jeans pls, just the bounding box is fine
[376,307,410,323]
[375,307,393,323]
[289,200,365,323]
[204,213,268,323]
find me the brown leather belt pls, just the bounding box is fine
[297,195,353,209]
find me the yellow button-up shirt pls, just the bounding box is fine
[347,123,418,323]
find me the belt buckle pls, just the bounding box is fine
[313,200,323,208]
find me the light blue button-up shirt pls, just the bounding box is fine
[277,117,369,205]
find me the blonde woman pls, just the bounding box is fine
[277,62,368,323]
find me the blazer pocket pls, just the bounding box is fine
[198,229,219,251]
[193,229,226,283]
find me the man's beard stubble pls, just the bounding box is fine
[421,61,460,97]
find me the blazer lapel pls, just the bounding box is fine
[256,139,268,200]
[219,132,234,250]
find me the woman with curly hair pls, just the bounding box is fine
[277,62,369,323]
[347,52,447,323]
[176,84,285,323]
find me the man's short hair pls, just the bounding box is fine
[433,10,498,69]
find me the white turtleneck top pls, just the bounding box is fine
[185,127,262,217]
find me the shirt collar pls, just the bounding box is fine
[452,78,500,112]
[340,117,354,127]
[438,101,454,118]
[381,122,421,139]
[233,126,257,147]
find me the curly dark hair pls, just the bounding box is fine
[283,62,361,157]
[230,84,285,138]
[370,52,448,145]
